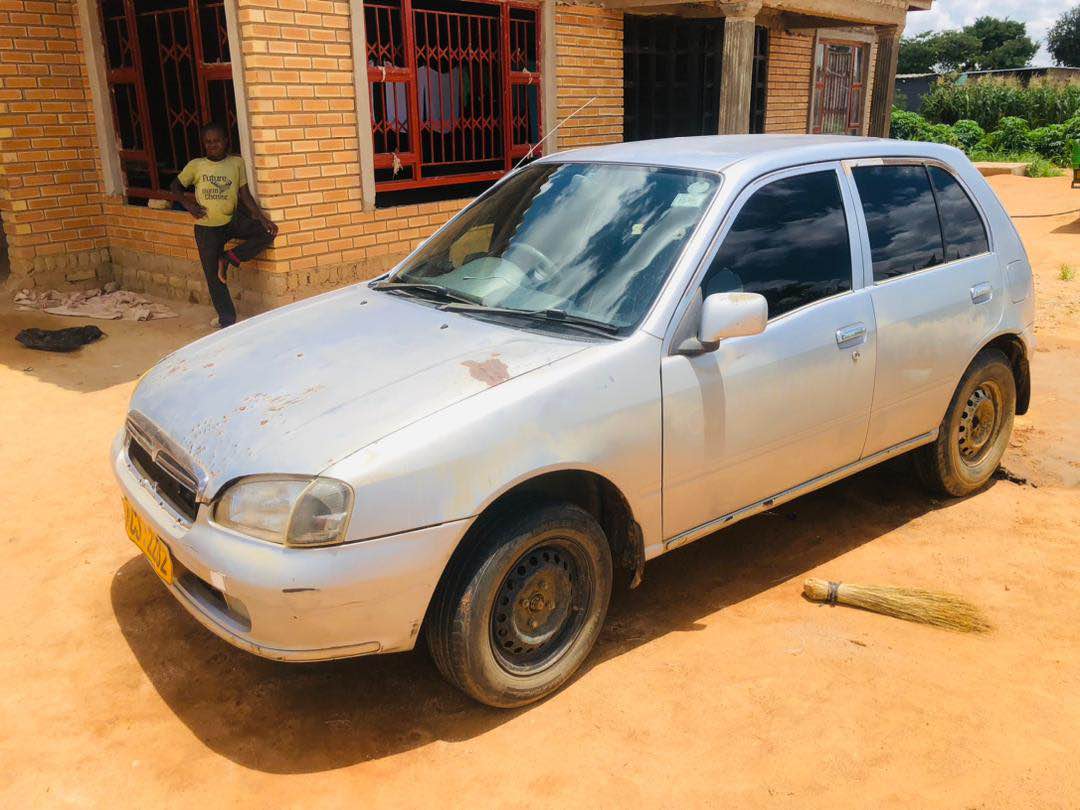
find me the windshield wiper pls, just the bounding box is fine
[439,303,621,337]
[369,280,481,305]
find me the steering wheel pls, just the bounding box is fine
[506,241,556,282]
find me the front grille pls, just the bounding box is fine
[127,435,200,522]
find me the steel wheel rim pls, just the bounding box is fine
[957,380,1003,466]
[489,538,594,676]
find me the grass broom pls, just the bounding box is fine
[803,578,991,633]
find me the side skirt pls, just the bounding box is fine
[662,429,939,553]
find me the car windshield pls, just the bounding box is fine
[387,162,721,334]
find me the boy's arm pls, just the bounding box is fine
[170,166,206,219]
[239,185,278,237]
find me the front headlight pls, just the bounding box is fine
[213,475,353,547]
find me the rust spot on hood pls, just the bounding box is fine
[462,354,510,387]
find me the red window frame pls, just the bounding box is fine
[97,0,239,200]
[365,0,542,193]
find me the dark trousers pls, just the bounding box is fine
[194,213,274,325]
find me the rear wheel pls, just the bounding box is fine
[915,348,1016,497]
[427,502,613,708]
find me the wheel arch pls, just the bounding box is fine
[981,332,1030,415]
[423,469,645,637]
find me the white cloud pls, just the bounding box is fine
[904,0,1076,66]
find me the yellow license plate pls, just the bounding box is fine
[122,497,174,584]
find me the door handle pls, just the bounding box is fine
[970,282,993,305]
[835,322,867,349]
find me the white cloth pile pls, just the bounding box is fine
[14,284,178,321]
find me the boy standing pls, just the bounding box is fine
[171,122,278,327]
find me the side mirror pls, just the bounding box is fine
[679,292,767,355]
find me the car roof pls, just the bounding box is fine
[540,134,964,175]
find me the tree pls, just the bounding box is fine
[934,31,982,71]
[966,17,1038,69]
[1047,6,1080,67]
[897,16,1038,73]
[898,32,940,73]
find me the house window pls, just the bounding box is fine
[809,39,868,135]
[97,0,240,203]
[365,0,542,204]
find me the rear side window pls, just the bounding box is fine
[853,164,944,281]
[702,170,852,319]
[928,166,989,261]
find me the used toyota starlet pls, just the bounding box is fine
[114,135,1034,706]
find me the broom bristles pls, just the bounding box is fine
[803,578,990,633]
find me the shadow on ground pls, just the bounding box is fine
[111,458,971,774]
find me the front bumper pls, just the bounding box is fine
[111,431,469,661]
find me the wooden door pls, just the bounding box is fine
[811,41,867,135]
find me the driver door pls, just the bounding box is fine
[661,164,877,542]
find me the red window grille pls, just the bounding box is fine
[97,0,240,201]
[365,0,542,193]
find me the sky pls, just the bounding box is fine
[903,0,1077,66]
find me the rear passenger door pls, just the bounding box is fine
[845,161,1002,456]
[661,165,877,541]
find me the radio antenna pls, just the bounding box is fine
[514,96,597,170]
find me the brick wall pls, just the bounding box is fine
[0,0,109,287]
[104,196,464,312]
[554,2,622,149]
[97,0,624,313]
[764,28,813,134]
[99,0,470,311]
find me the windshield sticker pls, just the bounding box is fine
[631,223,644,236]
[687,180,711,194]
[671,192,708,208]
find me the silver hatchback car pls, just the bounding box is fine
[114,135,1034,706]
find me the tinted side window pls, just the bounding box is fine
[853,165,944,282]
[702,170,851,319]
[928,166,989,261]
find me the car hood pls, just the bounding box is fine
[129,286,586,498]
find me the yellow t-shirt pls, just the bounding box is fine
[176,155,247,227]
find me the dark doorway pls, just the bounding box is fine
[624,16,769,142]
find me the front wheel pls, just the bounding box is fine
[914,348,1016,497]
[426,502,613,708]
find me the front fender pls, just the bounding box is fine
[326,332,664,555]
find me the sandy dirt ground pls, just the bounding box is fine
[0,175,1077,809]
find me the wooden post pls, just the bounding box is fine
[868,24,902,138]
[717,2,761,135]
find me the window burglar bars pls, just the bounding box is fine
[365,0,542,192]
[97,0,239,200]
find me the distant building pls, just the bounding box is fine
[896,66,1080,112]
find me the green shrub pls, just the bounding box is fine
[1064,115,1080,142]
[919,122,961,147]
[1028,124,1069,164]
[1023,154,1063,177]
[951,119,985,151]
[985,116,1032,153]
[890,108,931,140]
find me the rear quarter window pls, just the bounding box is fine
[927,166,990,261]
[852,164,944,282]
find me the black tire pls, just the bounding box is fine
[426,501,613,708]
[914,348,1016,497]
